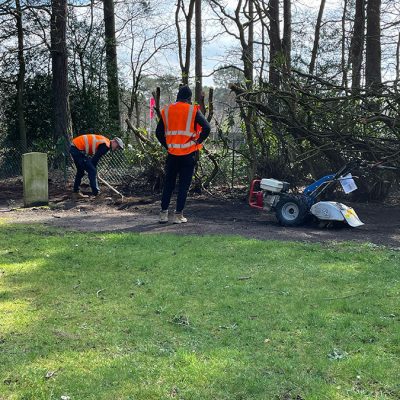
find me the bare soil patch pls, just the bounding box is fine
[1,177,399,247]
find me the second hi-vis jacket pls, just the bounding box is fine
[72,134,110,156]
[161,102,202,156]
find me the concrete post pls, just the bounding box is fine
[22,152,48,207]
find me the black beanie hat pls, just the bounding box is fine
[176,85,192,101]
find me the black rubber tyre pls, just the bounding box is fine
[275,195,309,227]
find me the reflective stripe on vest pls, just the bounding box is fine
[73,135,110,155]
[168,141,197,149]
[185,104,195,132]
[164,106,170,131]
[165,130,194,137]
[161,103,201,156]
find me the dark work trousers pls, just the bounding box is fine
[70,146,100,195]
[161,151,197,213]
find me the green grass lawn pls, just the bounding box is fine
[0,222,399,400]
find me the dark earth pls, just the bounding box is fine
[1,177,399,248]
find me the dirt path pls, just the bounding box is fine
[1,182,399,247]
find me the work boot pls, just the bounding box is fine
[173,211,188,224]
[90,193,102,203]
[72,191,89,200]
[159,210,169,224]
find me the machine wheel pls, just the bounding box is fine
[275,195,309,227]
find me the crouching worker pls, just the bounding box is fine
[70,130,124,198]
[156,85,211,224]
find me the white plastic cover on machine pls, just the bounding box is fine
[310,201,364,227]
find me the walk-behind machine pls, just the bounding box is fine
[249,162,364,227]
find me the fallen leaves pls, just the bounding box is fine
[328,348,348,360]
[45,370,57,379]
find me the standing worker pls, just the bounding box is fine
[156,85,211,224]
[70,129,124,198]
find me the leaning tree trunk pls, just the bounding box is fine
[309,0,326,76]
[103,0,121,131]
[50,0,73,157]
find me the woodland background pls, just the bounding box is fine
[0,0,399,200]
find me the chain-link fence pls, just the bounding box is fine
[97,149,133,184]
[0,144,133,188]
[0,147,22,179]
[0,139,244,194]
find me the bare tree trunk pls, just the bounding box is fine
[176,0,195,85]
[309,0,326,76]
[245,0,256,176]
[268,0,280,86]
[396,32,400,90]
[365,0,382,91]
[195,0,202,103]
[15,0,27,153]
[247,0,254,87]
[103,0,121,131]
[209,0,257,176]
[350,0,365,93]
[259,17,266,84]
[341,0,348,89]
[282,0,291,74]
[51,0,73,153]
[135,95,140,127]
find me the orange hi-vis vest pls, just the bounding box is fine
[161,102,202,156]
[72,134,110,156]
